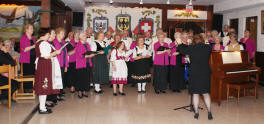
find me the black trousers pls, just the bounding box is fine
[153,65,168,90]
[22,63,35,89]
[0,76,20,99]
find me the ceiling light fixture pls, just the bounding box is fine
[89,0,92,3]
[166,0,170,4]
[109,0,113,4]
[186,0,193,13]
[139,0,143,5]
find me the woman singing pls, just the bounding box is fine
[75,32,95,98]
[53,27,68,96]
[132,35,151,93]
[212,36,224,51]
[177,34,213,120]
[34,28,62,114]
[67,31,80,93]
[111,42,128,96]
[93,31,109,94]
[19,24,36,76]
[153,33,170,94]
[169,32,185,92]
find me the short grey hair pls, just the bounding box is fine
[3,40,12,46]
[79,31,86,39]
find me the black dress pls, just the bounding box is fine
[131,46,151,83]
[177,43,212,94]
[94,41,109,84]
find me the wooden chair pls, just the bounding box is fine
[227,81,257,104]
[13,61,35,100]
[0,65,12,108]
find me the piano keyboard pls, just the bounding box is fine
[226,69,258,74]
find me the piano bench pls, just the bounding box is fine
[226,82,257,104]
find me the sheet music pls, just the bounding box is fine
[222,52,242,64]
[59,42,69,51]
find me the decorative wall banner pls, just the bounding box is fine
[116,14,131,33]
[84,6,162,36]
[167,10,207,20]
[139,18,154,34]
[93,16,109,33]
[0,6,41,40]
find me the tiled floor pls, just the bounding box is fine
[27,85,264,124]
[1,85,264,124]
[0,99,38,124]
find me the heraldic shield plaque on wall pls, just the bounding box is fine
[93,16,109,33]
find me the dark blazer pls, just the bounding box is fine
[177,43,212,94]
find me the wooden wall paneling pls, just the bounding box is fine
[0,0,41,6]
[256,52,264,82]
[41,0,50,28]
[50,0,72,33]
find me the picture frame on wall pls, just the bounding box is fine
[261,11,264,34]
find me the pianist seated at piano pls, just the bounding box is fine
[177,34,213,120]
[224,33,244,51]
[212,36,224,51]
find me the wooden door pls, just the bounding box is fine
[246,16,258,47]
[230,18,239,34]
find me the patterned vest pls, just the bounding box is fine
[227,44,240,51]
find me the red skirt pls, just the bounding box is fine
[34,58,60,95]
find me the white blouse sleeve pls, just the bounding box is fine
[39,41,51,57]
[110,49,117,62]
[132,48,137,58]
[240,45,244,50]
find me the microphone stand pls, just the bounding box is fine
[173,63,203,112]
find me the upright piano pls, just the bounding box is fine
[209,51,261,105]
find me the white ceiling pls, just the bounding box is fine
[63,0,224,11]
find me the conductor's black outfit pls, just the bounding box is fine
[177,43,212,94]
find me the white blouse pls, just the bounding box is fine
[132,45,151,58]
[39,41,51,57]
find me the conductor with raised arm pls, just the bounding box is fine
[177,34,213,120]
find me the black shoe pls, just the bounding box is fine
[141,90,146,94]
[94,90,104,94]
[119,92,126,96]
[138,91,142,93]
[45,103,55,108]
[130,84,135,87]
[161,90,166,93]
[57,97,65,101]
[70,91,75,93]
[194,113,199,120]
[83,94,88,98]
[208,112,213,120]
[172,90,177,92]
[61,91,66,94]
[155,90,160,94]
[113,93,118,96]
[78,94,83,99]
[39,109,52,114]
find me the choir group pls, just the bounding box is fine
[0,23,256,119]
